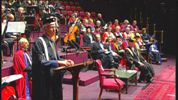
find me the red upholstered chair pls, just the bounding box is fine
[67,11,73,16]
[65,5,71,11]
[76,6,82,11]
[79,34,84,47]
[91,12,96,18]
[61,1,68,6]
[95,59,125,100]
[70,6,76,11]
[79,11,85,18]
[75,2,80,6]
[69,1,74,6]
[61,10,68,17]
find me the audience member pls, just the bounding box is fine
[3,13,17,56]
[91,34,118,68]
[131,20,139,32]
[83,26,96,47]
[149,39,161,64]
[141,28,151,43]
[96,13,105,26]
[102,26,116,43]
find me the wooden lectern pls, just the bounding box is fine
[53,60,94,100]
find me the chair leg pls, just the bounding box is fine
[98,88,103,100]
[118,91,121,100]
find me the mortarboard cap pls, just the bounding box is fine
[42,13,56,25]
[128,38,135,42]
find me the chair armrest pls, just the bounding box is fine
[100,72,115,77]
[104,68,116,72]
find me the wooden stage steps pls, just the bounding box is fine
[63,70,99,86]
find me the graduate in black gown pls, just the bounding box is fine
[32,13,74,100]
[125,38,155,83]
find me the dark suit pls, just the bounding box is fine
[125,47,154,82]
[83,33,96,47]
[91,42,118,68]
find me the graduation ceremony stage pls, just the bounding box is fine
[2,54,175,100]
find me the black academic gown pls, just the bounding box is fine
[91,42,117,68]
[32,35,64,100]
[125,47,154,81]
[83,33,96,47]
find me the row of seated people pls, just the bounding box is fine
[2,0,161,66]
[65,12,161,65]
[83,32,155,82]
[2,7,161,66]
[63,11,156,83]
[2,0,159,78]
[1,10,159,100]
[59,0,80,6]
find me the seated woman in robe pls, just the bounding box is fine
[149,39,161,64]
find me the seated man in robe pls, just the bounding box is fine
[91,34,118,69]
[125,38,155,83]
[13,38,32,100]
[141,28,151,43]
[83,26,96,47]
[149,39,161,64]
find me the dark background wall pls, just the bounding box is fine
[78,0,177,55]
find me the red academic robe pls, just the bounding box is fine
[1,86,16,100]
[13,50,31,99]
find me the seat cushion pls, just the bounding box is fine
[102,78,125,90]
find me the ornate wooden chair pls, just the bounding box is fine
[95,59,125,100]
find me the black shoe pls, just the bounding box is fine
[146,76,153,83]
[111,62,119,68]
[138,78,144,83]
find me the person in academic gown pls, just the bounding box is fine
[13,38,32,100]
[125,38,155,83]
[83,26,96,47]
[32,13,74,100]
[90,34,118,69]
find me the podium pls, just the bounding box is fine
[53,60,94,100]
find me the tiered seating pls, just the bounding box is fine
[79,11,85,18]
[70,6,76,11]
[63,70,99,86]
[59,1,83,19]
[65,5,71,11]
[76,6,82,11]
[91,11,97,18]
[69,1,75,6]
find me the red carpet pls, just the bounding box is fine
[134,65,175,100]
[154,65,175,82]
[134,81,175,100]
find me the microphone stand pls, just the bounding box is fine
[71,41,94,70]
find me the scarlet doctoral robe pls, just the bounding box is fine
[13,50,31,99]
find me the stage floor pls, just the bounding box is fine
[1,55,176,100]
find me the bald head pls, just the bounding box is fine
[2,5,5,13]
[97,13,102,18]
[7,13,15,21]
[18,7,25,14]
